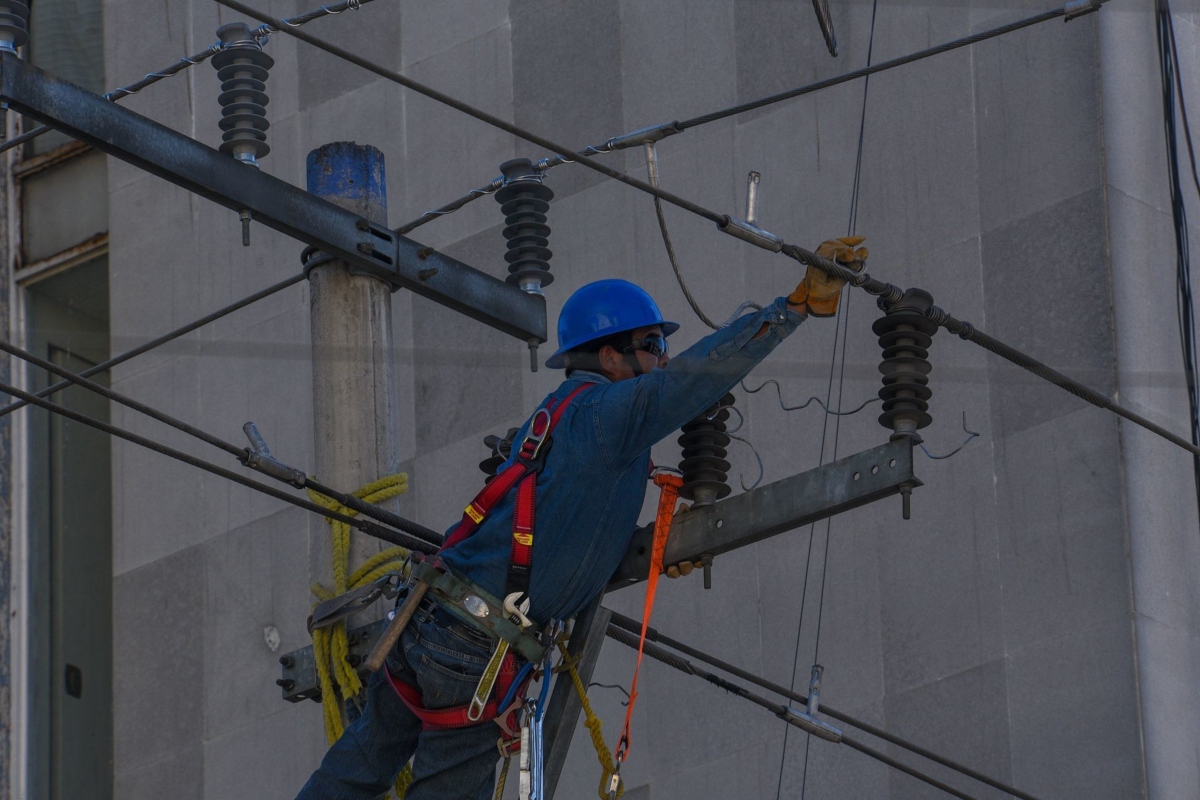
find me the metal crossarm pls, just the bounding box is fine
[0,52,546,344]
[607,437,919,589]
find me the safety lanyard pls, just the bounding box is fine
[611,471,683,791]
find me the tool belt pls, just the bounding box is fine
[407,555,551,665]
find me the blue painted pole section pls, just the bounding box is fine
[305,142,402,600]
[306,141,387,222]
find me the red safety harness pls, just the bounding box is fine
[441,382,594,596]
[387,382,594,736]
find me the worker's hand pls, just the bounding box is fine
[788,236,868,317]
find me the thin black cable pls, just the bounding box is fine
[0,0,375,154]
[604,624,983,800]
[1156,0,1200,519]
[739,378,879,417]
[606,611,1045,800]
[0,379,437,554]
[0,273,304,419]
[775,256,848,800]
[676,4,1094,131]
[792,7,878,794]
[2,337,443,545]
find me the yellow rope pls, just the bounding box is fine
[494,755,511,800]
[308,473,410,744]
[555,640,623,800]
[393,761,414,798]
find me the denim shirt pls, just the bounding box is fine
[440,297,806,624]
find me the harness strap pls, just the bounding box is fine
[441,382,592,554]
[385,651,525,732]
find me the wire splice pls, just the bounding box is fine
[717,216,784,252]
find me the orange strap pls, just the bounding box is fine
[614,471,683,765]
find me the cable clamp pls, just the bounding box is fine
[240,422,307,488]
[717,216,783,253]
[601,121,683,152]
[778,664,843,742]
[1063,0,1103,21]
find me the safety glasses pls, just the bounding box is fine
[623,335,668,358]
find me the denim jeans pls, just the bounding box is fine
[295,599,504,800]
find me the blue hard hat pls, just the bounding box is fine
[546,279,679,369]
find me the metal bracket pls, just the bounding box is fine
[0,53,547,344]
[608,438,919,589]
[277,617,387,702]
[239,422,307,488]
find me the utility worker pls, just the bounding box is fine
[296,237,869,800]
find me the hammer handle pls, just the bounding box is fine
[365,582,429,673]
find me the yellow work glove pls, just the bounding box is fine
[788,236,868,317]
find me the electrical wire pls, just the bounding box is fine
[604,623,984,800]
[786,7,878,792]
[1156,0,1200,519]
[0,272,306,419]
[920,412,981,460]
[0,0,374,154]
[0,378,437,554]
[228,0,1199,466]
[674,3,1098,132]
[1,337,444,545]
[383,2,1100,240]
[606,611,1046,800]
[740,378,879,417]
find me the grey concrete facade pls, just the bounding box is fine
[6,0,1200,798]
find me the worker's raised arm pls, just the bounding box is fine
[587,237,868,470]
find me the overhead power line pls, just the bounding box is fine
[1,337,443,547]
[603,623,984,800]
[607,611,1045,800]
[226,0,1200,462]
[0,378,437,554]
[0,272,306,419]
[673,2,1100,131]
[392,1,1106,239]
[0,0,375,154]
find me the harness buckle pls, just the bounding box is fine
[465,502,486,524]
[520,408,553,461]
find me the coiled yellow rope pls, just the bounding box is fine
[308,473,410,744]
[555,640,624,800]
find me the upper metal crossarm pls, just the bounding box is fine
[608,438,919,589]
[0,53,546,343]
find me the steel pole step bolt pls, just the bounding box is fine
[212,22,273,246]
[496,158,554,371]
[873,289,937,519]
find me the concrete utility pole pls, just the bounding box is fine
[306,142,401,575]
